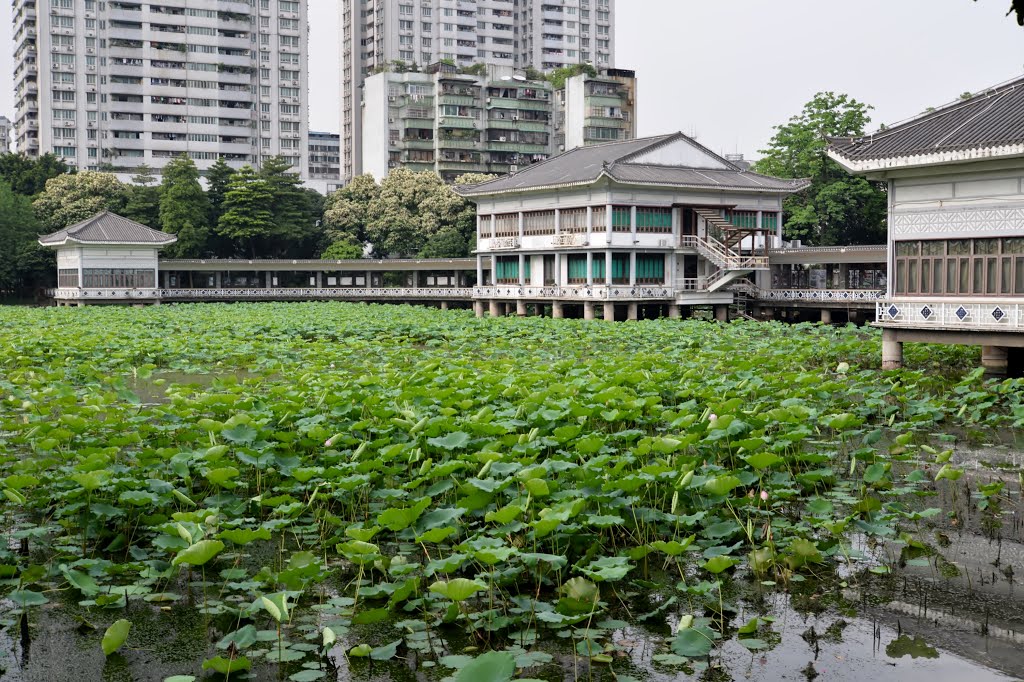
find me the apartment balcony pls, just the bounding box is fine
[488,119,549,133]
[487,98,551,112]
[402,139,436,150]
[584,115,626,128]
[439,94,478,107]
[438,116,479,129]
[402,116,435,127]
[437,138,480,150]
[485,141,546,154]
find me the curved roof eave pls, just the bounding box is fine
[828,142,1024,174]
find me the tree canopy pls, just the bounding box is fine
[363,169,476,258]
[0,180,48,298]
[216,165,275,257]
[160,155,210,258]
[0,153,71,196]
[754,92,887,246]
[32,172,128,233]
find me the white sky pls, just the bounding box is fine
[2,1,1022,161]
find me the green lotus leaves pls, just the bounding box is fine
[453,651,516,682]
[0,302,1008,678]
[429,578,485,602]
[101,618,131,656]
[172,540,224,567]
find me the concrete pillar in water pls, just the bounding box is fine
[440,301,449,311]
[627,303,638,321]
[668,304,681,319]
[820,309,832,324]
[584,302,596,320]
[982,345,1009,378]
[489,300,501,317]
[552,301,564,319]
[714,305,729,322]
[474,301,485,318]
[881,328,903,370]
[516,300,527,317]
[603,302,615,321]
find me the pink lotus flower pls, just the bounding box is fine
[760,490,769,501]
[709,413,718,422]
[324,438,333,447]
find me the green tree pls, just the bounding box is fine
[160,155,210,257]
[754,92,887,246]
[321,239,365,260]
[364,169,473,257]
[32,172,128,232]
[122,164,161,227]
[322,173,379,246]
[0,153,71,196]
[547,63,598,90]
[259,155,318,256]
[418,227,468,258]
[0,180,50,299]
[205,157,234,225]
[216,165,274,257]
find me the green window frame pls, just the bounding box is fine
[567,255,588,283]
[636,255,665,283]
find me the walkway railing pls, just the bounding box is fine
[160,287,475,300]
[877,298,1024,330]
[474,285,677,301]
[679,236,770,271]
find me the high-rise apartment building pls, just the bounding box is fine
[362,63,633,183]
[12,0,308,176]
[341,0,616,182]
[307,130,341,193]
[0,116,11,152]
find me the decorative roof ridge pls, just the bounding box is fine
[616,132,742,171]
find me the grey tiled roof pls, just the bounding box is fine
[458,132,808,196]
[829,75,1024,162]
[39,211,177,246]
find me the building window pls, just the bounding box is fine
[893,238,1024,296]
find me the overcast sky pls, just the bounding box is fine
[2,1,1022,160]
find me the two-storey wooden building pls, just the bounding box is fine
[458,132,810,321]
[830,76,1024,376]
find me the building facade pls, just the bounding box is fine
[362,63,634,183]
[341,0,616,182]
[0,116,11,152]
[557,67,634,150]
[459,132,809,320]
[830,75,1024,376]
[307,130,341,193]
[12,0,308,175]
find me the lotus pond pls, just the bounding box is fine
[1,303,1023,682]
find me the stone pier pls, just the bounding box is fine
[603,302,615,322]
[881,328,903,369]
[552,301,564,319]
[584,302,596,320]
